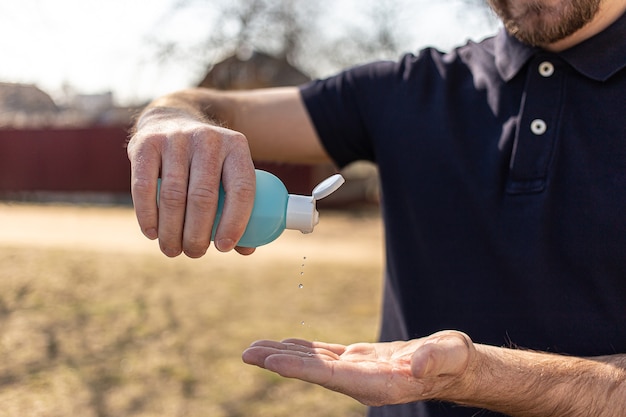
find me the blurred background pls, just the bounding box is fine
[0,0,496,107]
[0,1,497,416]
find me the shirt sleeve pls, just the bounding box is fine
[299,61,398,168]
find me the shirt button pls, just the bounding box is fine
[539,61,555,77]
[531,119,547,135]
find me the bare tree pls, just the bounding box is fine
[156,0,319,65]
[308,0,409,73]
[146,0,494,82]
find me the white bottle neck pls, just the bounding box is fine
[285,194,318,233]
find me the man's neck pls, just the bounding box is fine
[544,0,626,51]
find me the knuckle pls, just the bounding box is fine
[233,177,256,200]
[194,128,248,157]
[228,130,248,144]
[133,205,155,222]
[158,183,188,209]
[131,176,152,198]
[187,185,220,210]
[127,131,164,157]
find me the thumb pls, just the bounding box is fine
[411,331,472,379]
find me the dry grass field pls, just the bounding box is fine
[0,203,384,417]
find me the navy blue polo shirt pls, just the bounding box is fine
[300,12,626,417]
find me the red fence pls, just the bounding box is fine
[0,127,131,194]
[0,127,320,199]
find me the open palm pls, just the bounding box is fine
[242,330,474,407]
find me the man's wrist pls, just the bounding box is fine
[442,343,626,417]
[134,106,210,132]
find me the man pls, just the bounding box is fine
[127,0,626,416]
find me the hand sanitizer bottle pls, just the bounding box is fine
[212,169,345,247]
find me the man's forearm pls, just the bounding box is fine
[131,86,325,164]
[452,345,626,417]
[133,89,230,133]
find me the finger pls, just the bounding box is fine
[411,331,472,379]
[127,135,160,240]
[242,345,280,367]
[234,246,256,255]
[247,340,342,358]
[242,340,341,368]
[264,353,333,384]
[212,133,256,252]
[157,139,190,257]
[243,341,408,407]
[262,351,380,398]
[279,338,314,347]
[281,338,347,356]
[181,139,223,258]
[242,345,327,368]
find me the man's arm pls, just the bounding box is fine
[461,341,626,416]
[127,87,329,258]
[242,331,626,416]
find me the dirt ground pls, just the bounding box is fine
[0,202,384,264]
[0,202,385,417]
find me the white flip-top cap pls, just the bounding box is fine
[285,174,345,233]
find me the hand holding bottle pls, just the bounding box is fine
[128,87,330,258]
[127,107,257,258]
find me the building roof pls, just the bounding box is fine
[0,82,58,113]
[198,50,310,90]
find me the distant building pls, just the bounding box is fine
[198,49,310,90]
[0,83,59,128]
[71,92,114,117]
[0,82,138,128]
[0,82,58,113]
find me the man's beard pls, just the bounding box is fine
[487,0,602,46]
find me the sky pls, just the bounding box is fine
[0,0,499,106]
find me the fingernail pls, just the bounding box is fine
[215,238,235,252]
[161,246,182,258]
[184,248,207,258]
[144,228,158,240]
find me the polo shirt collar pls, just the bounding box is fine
[494,29,537,82]
[494,10,626,82]
[559,10,626,81]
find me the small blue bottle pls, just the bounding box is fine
[212,170,344,247]
[157,170,345,248]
